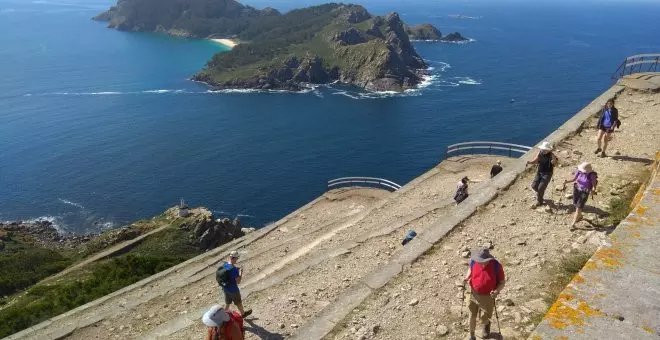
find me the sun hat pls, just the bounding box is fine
[538,141,553,151]
[202,305,229,327]
[578,162,593,173]
[229,250,240,258]
[471,248,494,264]
[497,160,502,165]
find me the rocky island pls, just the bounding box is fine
[94,0,462,92]
[405,23,469,42]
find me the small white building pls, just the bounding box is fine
[178,198,190,218]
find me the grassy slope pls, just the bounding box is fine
[0,215,206,338]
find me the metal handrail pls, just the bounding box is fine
[612,53,660,79]
[328,177,402,192]
[445,141,532,159]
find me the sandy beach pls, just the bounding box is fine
[210,38,238,48]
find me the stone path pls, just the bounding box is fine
[531,154,660,339]
[324,90,660,340]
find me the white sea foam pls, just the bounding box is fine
[58,198,85,209]
[236,214,254,218]
[439,38,476,45]
[418,74,438,89]
[20,215,66,233]
[454,77,482,85]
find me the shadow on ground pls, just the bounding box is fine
[245,318,285,340]
[611,155,653,165]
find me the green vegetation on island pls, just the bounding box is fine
[94,0,462,92]
[0,207,245,338]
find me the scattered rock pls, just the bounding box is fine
[372,324,381,333]
[461,250,471,258]
[408,299,419,306]
[525,298,549,313]
[503,298,515,306]
[291,324,299,328]
[436,324,449,336]
[279,323,285,329]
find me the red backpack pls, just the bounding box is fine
[226,311,245,338]
[210,311,245,340]
[469,260,502,295]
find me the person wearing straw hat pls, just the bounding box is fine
[595,98,621,158]
[563,162,598,228]
[202,305,244,340]
[526,141,558,208]
[463,248,506,340]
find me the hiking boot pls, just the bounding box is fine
[594,148,602,154]
[468,336,476,340]
[481,322,491,337]
[599,152,607,158]
[241,309,252,318]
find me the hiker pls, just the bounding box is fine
[526,141,558,208]
[490,160,503,178]
[595,98,621,158]
[463,248,506,340]
[454,176,471,205]
[563,162,598,228]
[216,251,252,318]
[203,305,245,340]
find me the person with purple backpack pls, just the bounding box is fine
[563,162,598,228]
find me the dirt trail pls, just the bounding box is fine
[326,90,660,340]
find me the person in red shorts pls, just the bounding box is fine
[463,248,506,340]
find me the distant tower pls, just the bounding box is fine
[178,198,190,217]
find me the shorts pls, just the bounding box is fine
[599,126,614,133]
[223,290,242,306]
[573,186,590,209]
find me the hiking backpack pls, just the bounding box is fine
[216,262,231,287]
[469,260,501,293]
[228,311,245,337]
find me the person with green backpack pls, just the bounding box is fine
[216,251,252,318]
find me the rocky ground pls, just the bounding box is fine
[60,154,506,340]
[326,90,660,340]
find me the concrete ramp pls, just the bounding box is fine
[530,153,660,339]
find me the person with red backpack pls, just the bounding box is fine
[463,248,506,340]
[202,305,245,340]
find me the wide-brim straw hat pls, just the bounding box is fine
[202,305,229,327]
[578,162,593,173]
[471,248,494,264]
[538,141,553,151]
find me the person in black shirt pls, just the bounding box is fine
[490,160,503,178]
[526,141,558,208]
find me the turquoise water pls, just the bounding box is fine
[1,0,659,233]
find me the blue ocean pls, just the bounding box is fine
[1,0,659,233]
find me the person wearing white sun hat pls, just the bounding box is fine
[202,305,244,340]
[563,162,598,229]
[526,141,558,208]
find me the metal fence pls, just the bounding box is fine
[611,54,660,79]
[445,141,532,159]
[327,177,402,192]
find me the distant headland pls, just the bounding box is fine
[93,0,467,92]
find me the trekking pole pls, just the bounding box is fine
[460,283,466,318]
[493,297,501,333]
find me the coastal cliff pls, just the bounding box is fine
[0,206,246,338]
[94,1,455,92]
